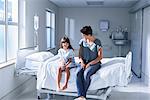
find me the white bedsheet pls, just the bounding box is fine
[37,52,132,92]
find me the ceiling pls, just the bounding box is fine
[49,0,140,8]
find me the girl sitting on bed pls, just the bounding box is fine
[57,36,76,90]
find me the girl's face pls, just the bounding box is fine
[62,42,69,50]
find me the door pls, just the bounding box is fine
[131,10,143,77]
[142,7,150,85]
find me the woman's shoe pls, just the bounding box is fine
[74,96,86,100]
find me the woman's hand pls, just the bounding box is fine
[85,63,91,69]
[79,58,86,69]
[85,47,103,68]
[80,61,86,69]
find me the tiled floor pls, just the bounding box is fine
[12,75,150,100]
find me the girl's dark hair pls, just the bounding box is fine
[60,36,74,50]
[80,26,92,35]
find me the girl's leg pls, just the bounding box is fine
[62,67,70,90]
[57,67,62,90]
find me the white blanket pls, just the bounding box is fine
[37,52,132,92]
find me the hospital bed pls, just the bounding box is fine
[15,49,132,100]
[36,52,132,100]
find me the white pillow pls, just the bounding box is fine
[26,51,54,62]
[16,49,38,69]
[25,59,43,70]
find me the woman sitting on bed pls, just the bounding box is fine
[57,36,76,90]
[75,26,103,100]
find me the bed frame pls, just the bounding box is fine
[37,87,111,100]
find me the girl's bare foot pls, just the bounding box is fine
[57,87,61,91]
[57,84,61,91]
[61,84,67,90]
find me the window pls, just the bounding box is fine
[0,0,18,64]
[46,10,55,49]
[65,17,75,40]
[19,0,26,49]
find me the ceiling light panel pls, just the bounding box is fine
[86,1,104,6]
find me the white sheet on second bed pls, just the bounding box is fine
[15,50,55,75]
[25,59,43,70]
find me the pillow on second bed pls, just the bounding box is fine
[26,51,54,62]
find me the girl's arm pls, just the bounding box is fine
[65,49,75,67]
[65,58,72,67]
[85,47,103,68]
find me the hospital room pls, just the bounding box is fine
[0,0,150,100]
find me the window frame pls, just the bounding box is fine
[46,9,55,50]
[0,0,18,65]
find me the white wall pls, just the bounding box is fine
[58,7,131,57]
[19,0,59,53]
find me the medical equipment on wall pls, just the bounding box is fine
[34,15,39,50]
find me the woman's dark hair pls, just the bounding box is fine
[80,26,92,35]
[60,36,74,50]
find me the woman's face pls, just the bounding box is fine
[82,34,90,42]
[62,42,69,50]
